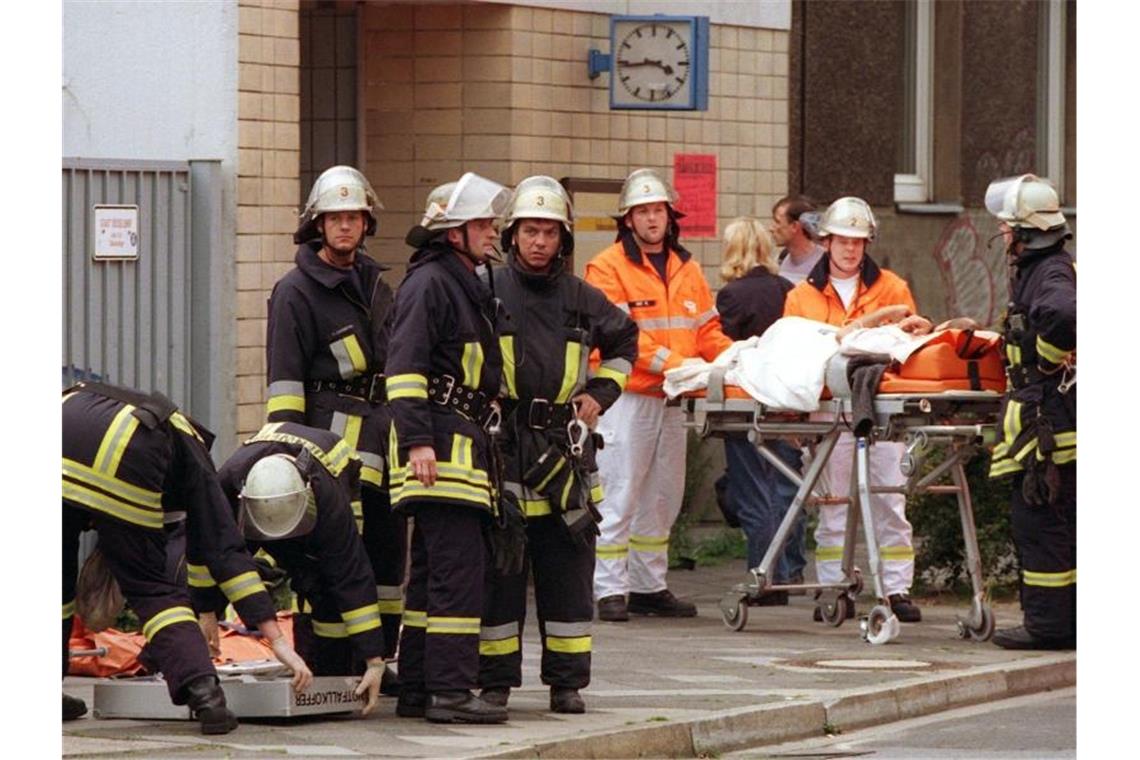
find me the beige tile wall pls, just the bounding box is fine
[360,2,790,287]
[235,0,301,442]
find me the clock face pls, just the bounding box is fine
[614,21,692,104]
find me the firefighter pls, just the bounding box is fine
[265,165,404,692]
[62,383,312,733]
[782,197,926,624]
[477,176,638,714]
[981,174,1076,650]
[585,168,733,621]
[215,422,389,714]
[386,172,512,724]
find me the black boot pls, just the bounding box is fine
[992,625,1076,651]
[627,589,697,617]
[888,594,922,623]
[63,693,88,721]
[550,687,585,714]
[396,688,427,718]
[425,690,508,724]
[380,664,401,697]
[183,675,238,735]
[479,686,510,707]
[597,595,629,622]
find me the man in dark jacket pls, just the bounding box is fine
[265,165,404,689]
[216,422,389,714]
[982,174,1077,650]
[478,176,638,715]
[386,172,512,724]
[62,383,311,733]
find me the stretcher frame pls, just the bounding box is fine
[681,381,1002,645]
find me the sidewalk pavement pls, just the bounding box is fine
[62,560,1075,758]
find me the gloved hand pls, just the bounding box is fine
[354,657,385,716]
[268,635,313,694]
[198,612,221,658]
[489,491,528,576]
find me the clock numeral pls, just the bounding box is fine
[676,42,685,50]
[675,76,685,85]
[622,41,631,49]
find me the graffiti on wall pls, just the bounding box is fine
[932,214,1008,328]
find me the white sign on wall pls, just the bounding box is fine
[93,205,140,261]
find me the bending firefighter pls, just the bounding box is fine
[62,383,311,733]
[479,176,638,714]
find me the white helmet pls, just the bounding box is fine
[819,196,877,240]
[422,172,511,231]
[617,168,677,215]
[295,165,383,244]
[239,454,317,541]
[984,174,1066,232]
[504,176,573,230]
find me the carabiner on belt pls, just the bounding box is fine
[567,418,588,458]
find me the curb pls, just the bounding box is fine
[475,654,1075,759]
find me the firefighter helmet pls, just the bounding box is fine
[422,172,511,231]
[617,168,678,215]
[504,176,573,230]
[418,181,458,227]
[239,454,317,541]
[294,165,383,244]
[819,196,877,240]
[984,174,1066,232]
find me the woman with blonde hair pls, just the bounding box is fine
[714,216,806,605]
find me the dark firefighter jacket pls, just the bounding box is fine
[490,254,638,518]
[990,242,1077,478]
[716,266,794,341]
[265,242,393,491]
[61,384,276,626]
[385,240,504,513]
[216,422,385,660]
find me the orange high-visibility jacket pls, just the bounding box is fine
[783,253,917,327]
[585,237,732,396]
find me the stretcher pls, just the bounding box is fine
[681,355,1003,645]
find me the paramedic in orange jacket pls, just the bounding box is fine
[584,168,733,622]
[782,196,923,624]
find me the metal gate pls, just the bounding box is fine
[62,158,228,435]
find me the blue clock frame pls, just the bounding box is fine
[588,14,710,112]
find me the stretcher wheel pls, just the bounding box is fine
[861,605,901,645]
[820,595,850,628]
[957,604,995,642]
[849,568,865,596]
[722,599,749,632]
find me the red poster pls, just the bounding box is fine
[672,154,717,238]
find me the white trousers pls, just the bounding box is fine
[814,433,914,596]
[593,393,687,599]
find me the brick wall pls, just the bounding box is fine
[360,3,790,286]
[235,0,301,443]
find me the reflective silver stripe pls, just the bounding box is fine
[695,307,718,327]
[358,450,384,471]
[545,620,592,637]
[503,481,524,498]
[330,411,349,438]
[648,347,672,373]
[330,340,357,380]
[613,301,630,313]
[268,380,306,398]
[376,585,403,600]
[480,621,520,641]
[635,316,697,331]
[599,357,633,375]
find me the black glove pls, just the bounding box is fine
[561,502,601,551]
[489,491,528,576]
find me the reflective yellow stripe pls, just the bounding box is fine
[169,412,203,443]
[392,478,493,507]
[461,342,484,389]
[989,457,1024,477]
[880,546,915,561]
[1053,447,1076,465]
[479,637,520,656]
[546,635,591,654]
[340,414,363,449]
[343,335,367,374]
[245,424,356,477]
[1014,437,1039,462]
[555,341,583,403]
[387,373,428,400]
[331,334,368,379]
[312,619,349,638]
[267,395,306,414]
[62,480,164,529]
[93,405,140,475]
[219,571,265,603]
[590,482,605,504]
[533,456,566,493]
[187,563,215,588]
[402,610,427,628]
[500,336,517,399]
[63,459,163,510]
[523,496,553,517]
[1006,344,1022,367]
[378,599,404,615]
[594,364,629,390]
[427,616,480,635]
[630,534,669,553]
[360,466,383,488]
[451,435,474,468]
[1023,569,1076,588]
[815,545,844,561]
[63,600,76,619]
[342,603,383,635]
[142,606,197,641]
[1054,431,1076,447]
[1004,400,1022,449]
[351,499,363,534]
[1036,335,1071,365]
[596,543,628,559]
